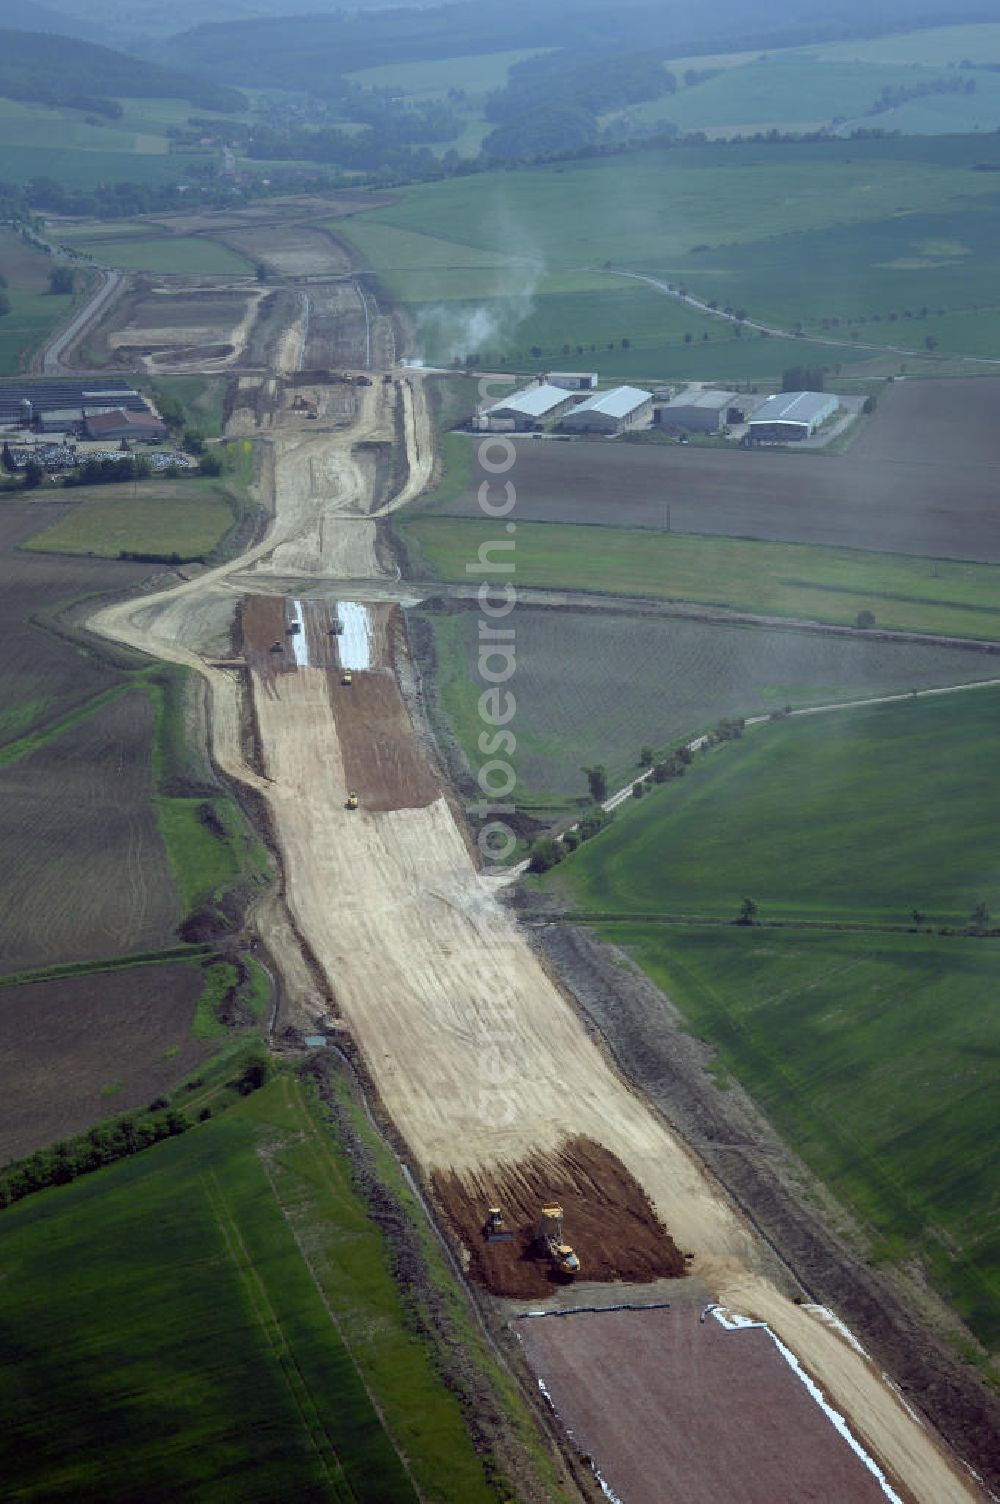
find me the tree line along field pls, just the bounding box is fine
[0,228,88,375]
[538,687,1000,1350]
[416,605,1000,814]
[0,1069,561,1503]
[340,132,1000,369]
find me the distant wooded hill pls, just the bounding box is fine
[0,29,246,114]
[160,0,1000,90]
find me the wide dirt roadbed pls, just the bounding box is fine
[517,1305,892,1504]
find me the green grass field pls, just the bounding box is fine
[539,687,1000,1344]
[22,479,236,561]
[608,54,1000,139]
[403,515,1000,640]
[0,228,86,374]
[23,478,236,562]
[0,1072,513,1502]
[147,375,229,439]
[593,923,1000,1348]
[61,233,253,275]
[795,22,1000,66]
[0,144,199,188]
[343,135,1000,366]
[346,47,550,98]
[548,687,1000,925]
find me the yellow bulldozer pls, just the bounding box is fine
[537,1205,580,1278]
[346,791,359,810]
[483,1206,513,1243]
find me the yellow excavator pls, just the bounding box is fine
[538,1205,580,1278]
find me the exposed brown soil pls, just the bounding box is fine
[219,224,351,279]
[442,380,1000,562]
[433,1136,686,1298]
[329,670,439,812]
[238,594,295,686]
[90,283,261,371]
[517,1305,892,1504]
[240,596,436,809]
[0,964,209,1163]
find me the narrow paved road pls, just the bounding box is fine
[39,267,124,374]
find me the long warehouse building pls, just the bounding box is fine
[747,390,838,441]
[480,383,574,431]
[559,385,653,435]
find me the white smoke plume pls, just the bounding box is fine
[413,197,547,365]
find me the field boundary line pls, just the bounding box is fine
[201,1165,358,1502]
[0,944,211,988]
[0,680,134,769]
[255,1082,426,1504]
[562,913,1000,938]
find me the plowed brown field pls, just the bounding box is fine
[434,1137,685,1298]
[0,963,207,1162]
[440,380,1000,561]
[517,1306,893,1504]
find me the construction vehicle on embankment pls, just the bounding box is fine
[483,1206,513,1243]
[537,1205,580,1278]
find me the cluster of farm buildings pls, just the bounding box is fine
[476,373,840,442]
[0,379,192,474]
[0,380,168,443]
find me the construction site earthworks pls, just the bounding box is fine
[71,209,999,1504]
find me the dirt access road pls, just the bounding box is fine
[90,346,986,1504]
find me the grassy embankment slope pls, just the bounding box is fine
[339,132,1000,374]
[542,688,1000,1349]
[0,1069,549,1503]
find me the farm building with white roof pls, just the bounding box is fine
[747,391,838,441]
[480,383,574,431]
[559,385,653,435]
